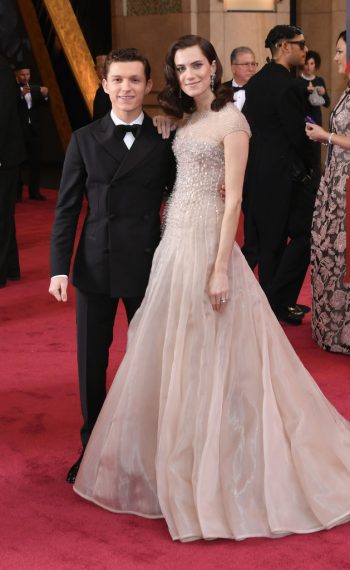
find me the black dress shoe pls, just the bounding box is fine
[66,450,85,484]
[295,304,311,314]
[288,305,304,318]
[276,309,302,326]
[29,193,46,201]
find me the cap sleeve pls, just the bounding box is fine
[219,103,251,139]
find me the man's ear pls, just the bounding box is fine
[102,78,108,94]
[281,40,289,54]
[145,78,153,95]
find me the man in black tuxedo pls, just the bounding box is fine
[49,48,176,483]
[223,46,258,111]
[0,53,26,287]
[243,25,314,325]
[15,65,48,201]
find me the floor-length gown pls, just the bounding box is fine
[311,84,350,353]
[74,103,350,542]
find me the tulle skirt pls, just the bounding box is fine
[74,219,350,541]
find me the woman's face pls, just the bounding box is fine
[174,45,216,100]
[304,57,316,76]
[334,37,347,74]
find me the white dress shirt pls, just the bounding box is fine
[232,80,246,112]
[110,110,144,149]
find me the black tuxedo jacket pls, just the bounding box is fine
[242,62,312,236]
[222,79,243,92]
[17,84,48,139]
[0,56,26,168]
[50,112,176,298]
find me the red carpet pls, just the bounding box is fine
[1,189,350,570]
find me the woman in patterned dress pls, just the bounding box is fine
[306,30,350,354]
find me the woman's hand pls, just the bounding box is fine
[208,269,229,312]
[317,85,326,96]
[305,122,328,143]
[152,115,178,139]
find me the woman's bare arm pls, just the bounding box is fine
[208,130,249,312]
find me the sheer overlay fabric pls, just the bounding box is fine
[74,104,350,541]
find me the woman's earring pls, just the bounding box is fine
[210,73,216,92]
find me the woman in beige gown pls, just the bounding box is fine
[74,35,350,542]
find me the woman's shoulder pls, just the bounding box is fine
[315,75,326,85]
[215,102,251,137]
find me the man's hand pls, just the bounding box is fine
[40,86,49,97]
[153,115,178,139]
[49,276,68,302]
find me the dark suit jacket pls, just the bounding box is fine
[0,55,26,168]
[17,84,48,140]
[50,112,176,298]
[93,84,111,121]
[242,62,312,240]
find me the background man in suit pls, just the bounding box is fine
[92,54,111,120]
[243,25,314,325]
[15,65,48,201]
[0,52,26,288]
[223,47,258,111]
[49,48,175,483]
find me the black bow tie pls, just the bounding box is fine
[233,85,245,93]
[115,124,141,137]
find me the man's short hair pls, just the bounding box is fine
[104,48,151,81]
[265,25,303,55]
[230,47,255,65]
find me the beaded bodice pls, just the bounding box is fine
[163,104,250,232]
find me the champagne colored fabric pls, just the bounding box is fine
[74,105,350,542]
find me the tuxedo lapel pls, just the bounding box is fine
[111,114,160,182]
[92,114,129,166]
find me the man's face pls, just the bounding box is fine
[103,61,152,119]
[16,68,30,84]
[286,35,307,68]
[231,52,257,86]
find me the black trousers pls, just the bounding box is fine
[18,130,41,199]
[0,168,20,285]
[75,288,144,447]
[245,183,315,314]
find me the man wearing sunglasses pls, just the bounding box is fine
[223,46,258,111]
[242,25,314,326]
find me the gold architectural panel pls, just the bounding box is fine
[17,0,72,150]
[43,0,99,117]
